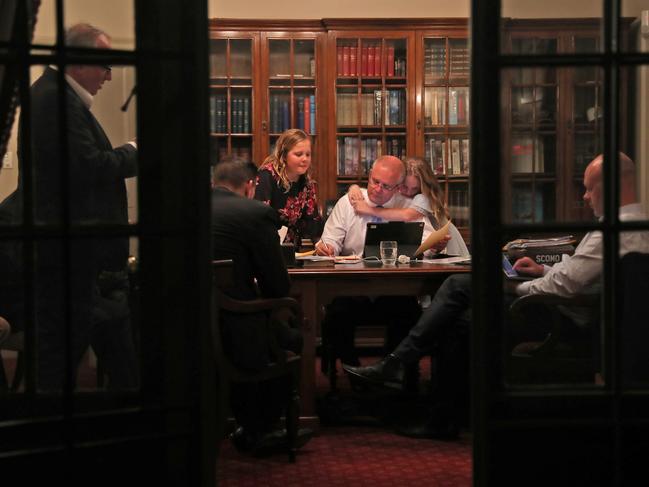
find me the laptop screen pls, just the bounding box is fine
[502,254,534,281]
[363,221,424,259]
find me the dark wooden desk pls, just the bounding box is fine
[288,261,470,427]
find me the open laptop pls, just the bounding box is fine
[363,221,425,259]
[502,254,535,281]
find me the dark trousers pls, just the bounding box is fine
[91,269,139,390]
[321,296,422,367]
[392,274,472,418]
[36,257,138,392]
[393,273,472,365]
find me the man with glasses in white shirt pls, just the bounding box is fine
[314,155,425,385]
[316,155,412,257]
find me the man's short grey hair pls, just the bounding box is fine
[65,23,110,48]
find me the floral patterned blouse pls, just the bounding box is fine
[254,162,322,246]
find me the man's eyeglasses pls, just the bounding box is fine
[368,176,398,192]
[102,65,112,72]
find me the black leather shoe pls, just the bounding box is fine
[395,418,459,441]
[229,426,256,453]
[252,427,314,456]
[342,354,406,390]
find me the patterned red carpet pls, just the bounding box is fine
[217,426,472,487]
[217,356,472,486]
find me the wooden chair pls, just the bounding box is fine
[212,259,303,462]
[507,293,600,384]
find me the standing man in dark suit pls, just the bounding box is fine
[211,159,311,455]
[2,23,138,391]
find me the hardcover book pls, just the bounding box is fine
[343,46,350,76]
[350,46,357,77]
[387,46,395,77]
[361,46,368,76]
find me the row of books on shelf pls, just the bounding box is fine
[424,44,447,79]
[449,45,470,77]
[423,44,469,79]
[210,95,250,134]
[424,87,469,126]
[448,189,470,228]
[336,137,406,176]
[425,138,470,176]
[511,137,545,173]
[336,90,406,126]
[337,45,405,77]
[270,95,316,134]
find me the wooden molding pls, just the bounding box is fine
[210,18,325,31]
[322,17,468,31]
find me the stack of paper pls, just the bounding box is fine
[503,236,576,250]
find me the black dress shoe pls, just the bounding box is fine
[229,426,256,453]
[252,427,314,456]
[395,418,459,441]
[342,354,406,390]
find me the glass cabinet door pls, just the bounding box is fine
[209,37,254,166]
[266,37,317,154]
[505,36,558,223]
[567,36,603,221]
[421,36,470,232]
[334,35,409,196]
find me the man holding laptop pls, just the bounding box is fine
[316,155,413,257]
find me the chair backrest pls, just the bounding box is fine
[620,252,649,385]
[211,259,302,379]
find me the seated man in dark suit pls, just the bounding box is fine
[211,159,311,454]
[344,152,649,439]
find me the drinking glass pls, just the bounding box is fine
[380,240,398,266]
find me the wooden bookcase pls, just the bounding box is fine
[209,19,471,239]
[209,20,326,177]
[501,19,630,224]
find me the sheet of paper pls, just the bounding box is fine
[422,255,471,265]
[295,255,335,262]
[334,255,362,264]
[414,220,452,256]
[278,226,288,243]
[295,250,316,258]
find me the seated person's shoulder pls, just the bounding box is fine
[411,193,430,208]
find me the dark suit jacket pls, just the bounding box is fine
[6,67,137,270]
[211,187,290,370]
[0,67,137,329]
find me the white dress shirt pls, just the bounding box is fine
[319,189,416,256]
[515,204,649,325]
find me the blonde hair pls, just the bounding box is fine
[261,129,312,192]
[403,156,449,225]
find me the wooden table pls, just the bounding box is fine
[288,261,470,428]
